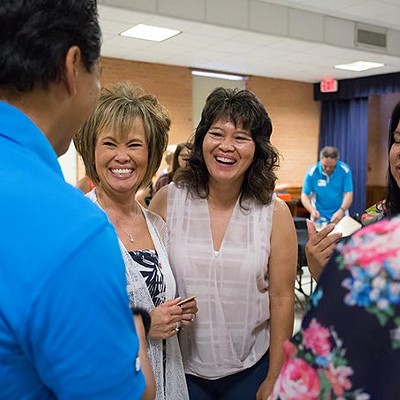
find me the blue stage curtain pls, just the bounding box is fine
[319,98,368,216]
[314,72,400,217]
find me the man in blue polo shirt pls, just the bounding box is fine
[0,1,153,399]
[301,146,353,225]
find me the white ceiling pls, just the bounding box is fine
[98,0,400,83]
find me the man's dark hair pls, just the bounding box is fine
[0,0,101,91]
[174,87,279,207]
[320,146,339,160]
[386,101,400,216]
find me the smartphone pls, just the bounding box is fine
[177,295,196,306]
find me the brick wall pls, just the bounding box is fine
[247,76,320,186]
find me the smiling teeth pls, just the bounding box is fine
[111,168,132,174]
[216,157,235,164]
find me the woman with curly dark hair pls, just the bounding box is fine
[150,87,297,400]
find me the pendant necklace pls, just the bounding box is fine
[116,210,138,243]
[106,206,139,244]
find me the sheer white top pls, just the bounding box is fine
[167,183,275,379]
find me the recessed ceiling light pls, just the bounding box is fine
[334,61,384,72]
[192,70,245,81]
[120,24,180,42]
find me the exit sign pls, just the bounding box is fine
[320,79,338,93]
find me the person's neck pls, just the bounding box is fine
[96,187,139,217]
[208,182,241,210]
[1,86,67,156]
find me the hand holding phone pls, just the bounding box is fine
[177,295,196,306]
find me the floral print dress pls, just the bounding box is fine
[270,215,400,400]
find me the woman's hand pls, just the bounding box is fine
[179,298,198,328]
[305,219,342,281]
[256,377,275,400]
[149,298,183,339]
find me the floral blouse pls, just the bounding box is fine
[270,215,400,400]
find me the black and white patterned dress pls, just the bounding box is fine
[128,249,166,307]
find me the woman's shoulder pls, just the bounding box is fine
[142,205,166,226]
[267,194,292,217]
[142,205,168,242]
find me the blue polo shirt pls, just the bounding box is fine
[0,101,145,399]
[302,160,353,221]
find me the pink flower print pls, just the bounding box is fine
[325,364,353,396]
[340,217,400,271]
[362,218,397,235]
[356,247,398,270]
[283,339,297,357]
[270,352,320,400]
[303,318,332,357]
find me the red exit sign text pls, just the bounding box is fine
[320,79,338,93]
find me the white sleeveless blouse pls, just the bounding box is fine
[167,183,275,379]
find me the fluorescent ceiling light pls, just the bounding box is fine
[334,61,384,72]
[192,70,245,81]
[120,24,180,42]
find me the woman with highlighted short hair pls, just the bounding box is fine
[75,81,197,400]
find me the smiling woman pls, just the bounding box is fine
[73,81,195,400]
[94,116,149,195]
[150,87,297,400]
[202,119,255,188]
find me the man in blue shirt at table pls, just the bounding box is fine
[0,1,153,399]
[301,146,353,225]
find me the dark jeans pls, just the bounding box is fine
[186,351,269,400]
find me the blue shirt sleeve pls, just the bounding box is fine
[26,223,145,399]
[302,167,314,196]
[343,164,353,193]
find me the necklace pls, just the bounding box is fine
[112,209,139,244]
[98,200,139,244]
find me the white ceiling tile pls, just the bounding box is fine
[341,0,389,18]
[99,0,400,82]
[324,17,354,48]
[288,8,324,42]
[99,6,153,24]
[387,30,400,57]
[229,31,283,46]
[186,23,244,39]
[103,0,156,12]
[158,0,206,21]
[142,16,201,31]
[249,2,288,36]
[206,0,248,29]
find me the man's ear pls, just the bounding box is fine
[62,46,82,97]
